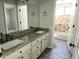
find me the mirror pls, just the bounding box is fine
[4,2,18,33]
[17,0,39,28]
[2,0,39,34]
[17,0,29,31]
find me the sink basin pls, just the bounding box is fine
[1,39,24,50]
[35,31,45,34]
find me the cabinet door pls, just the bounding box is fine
[42,34,48,52]
[23,50,31,59]
[32,51,37,59]
[45,33,49,47]
[42,40,46,52]
[16,50,31,59]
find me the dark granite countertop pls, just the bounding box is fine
[1,27,49,57]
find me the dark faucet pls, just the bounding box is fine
[5,34,16,42]
[0,33,2,37]
[0,33,4,44]
[5,34,13,41]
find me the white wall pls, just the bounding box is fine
[28,4,39,27]
[0,1,6,34]
[39,0,56,48]
[28,0,56,48]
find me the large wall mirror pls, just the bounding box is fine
[3,0,29,33]
[17,0,29,31]
[4,2,18,33]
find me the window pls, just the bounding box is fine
[55,0,76,32]
[56,7,64,15]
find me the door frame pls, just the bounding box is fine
[72,0,79,59]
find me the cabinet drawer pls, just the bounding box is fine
[41,35,46,41]
[32,43,41,53]
[32,51,37,59]
[32,38,41,46]
[16,50,31,59]
[42,40,47,52]
[32,49,41,59]
[37,38,42,43]
[42,33,49,41]
[4,43,31,59]
[32,48,41,59]
[32,39,37,46]
[16,43,31,56]
[38,49,41,57]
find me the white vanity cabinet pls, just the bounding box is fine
[32,43,41,59]
[16,50,31,59]
[4,43,31,59]
[4,33,49,59]
[42,33,49,52]
[31,38,42,59]
[31,33,49,59]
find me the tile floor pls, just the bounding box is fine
[38,39,72,59]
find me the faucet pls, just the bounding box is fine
[5,34,16,42]
[5,34,12,41]
[0,33,4,44]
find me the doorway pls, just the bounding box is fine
[54,0,76,41]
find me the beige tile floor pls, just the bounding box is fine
[38,39,71,59]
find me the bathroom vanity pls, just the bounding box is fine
[1,28,49,59]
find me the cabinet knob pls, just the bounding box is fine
[20,22,22,24]
[21,56,23,58]
[37,46,38,48]
[20,51,22,53]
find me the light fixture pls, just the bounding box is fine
[43,11,47,16]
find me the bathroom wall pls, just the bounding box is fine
[28,4,39,27]
[27,0,56,48]
[39,0,56,48]
[26,0,56,48]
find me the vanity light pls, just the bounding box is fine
[31,12,35,17]
[43,11,47,16]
